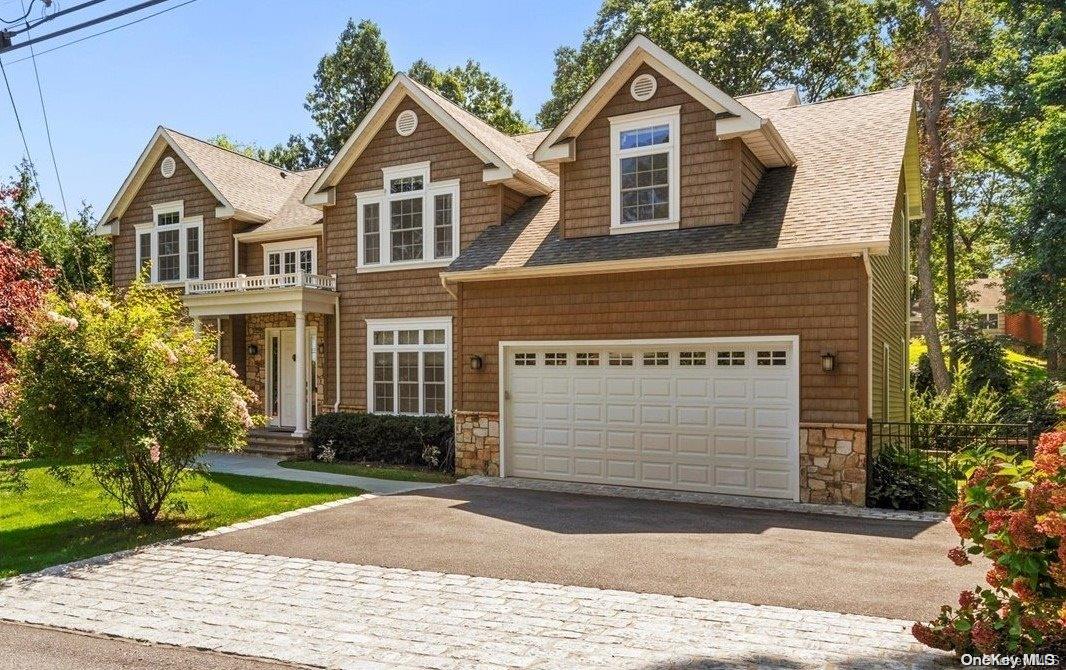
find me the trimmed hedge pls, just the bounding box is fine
[308,412,455,471]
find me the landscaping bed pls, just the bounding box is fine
[0,459,363,578]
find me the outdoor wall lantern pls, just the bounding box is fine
[469,355,483,371]
[247,344,259,357]
[821,352,836,372]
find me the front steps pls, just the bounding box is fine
[244,428,310,459]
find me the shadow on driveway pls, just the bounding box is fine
[191,484,984,621]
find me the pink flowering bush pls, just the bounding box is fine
[8,280,261,523]
[914,416,1066,655]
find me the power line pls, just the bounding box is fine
[22,0,69,222]
[0,54,44,201]
[0,0,34,24]
[1,0,175,53]
[5,0,195,63]
[9,0,111,36]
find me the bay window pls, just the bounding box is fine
[366,317,451,415]
[135,201,203,283]
[609,106,680,233]
[356,162,459,270]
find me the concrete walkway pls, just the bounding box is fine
[200,452,446,495]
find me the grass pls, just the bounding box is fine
[908,337,1048,386]
[0,459,363,578]
[279,459,456,483]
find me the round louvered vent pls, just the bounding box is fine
[630,73,657,102]
[160,156,176,178]
[396,110,418,136]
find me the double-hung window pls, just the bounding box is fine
[609,106,680,233]
[262,239,316,285]
[135,201,203,283]
[356,162,460,271]
[366,318,451,416]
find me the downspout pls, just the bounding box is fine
[439,274,458,299]
[232,234,239,276]
[333,293,341,412]
[862,249,873,419]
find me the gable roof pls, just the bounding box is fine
[533,34,795,168]
[735,88,800,116]
[97,127,304,233]
[966,278,1005,312]
[304,74,556,204]
[445,85,920,279]
[234,169,325,242]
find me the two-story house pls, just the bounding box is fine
[97,36,917,506]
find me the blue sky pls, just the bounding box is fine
[0,0,597,218]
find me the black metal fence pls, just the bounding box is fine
[865,419,1035,511]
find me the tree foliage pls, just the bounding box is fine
[10,282,260,523]
[408,59,532,134]
[536,0,882,127]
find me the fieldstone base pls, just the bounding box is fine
[454,410,500,476]
[800,423,867,506]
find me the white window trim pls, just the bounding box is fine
[135,201,203,285]
[365,316,453,416]
[356,162,459,272]
[262,238,318,276]
[609,105,681,234]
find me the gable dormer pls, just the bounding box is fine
[534,35,794,239]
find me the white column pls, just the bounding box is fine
[294,311,307,438]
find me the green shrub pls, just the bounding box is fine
[868,443,957,511]
[912,351,935,396]
[949,326,1013,395]
[309,412,454,471]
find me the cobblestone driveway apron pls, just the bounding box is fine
[0,544,949,669]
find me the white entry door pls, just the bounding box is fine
[502,339,799,500]
[269,328,316,428]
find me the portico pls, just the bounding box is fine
[184,272,338,438]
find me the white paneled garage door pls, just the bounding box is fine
[502,338,799,499]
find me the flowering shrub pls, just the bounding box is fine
[913,420,1066,655]
[8,281,261,523]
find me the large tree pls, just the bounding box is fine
[536,0,881,127]
[408,59,532,134]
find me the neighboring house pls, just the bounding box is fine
[96,36,918,506]
[967,277,1045,347]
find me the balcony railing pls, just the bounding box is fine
[186,272,337,295]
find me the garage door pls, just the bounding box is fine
[503,339,799,499]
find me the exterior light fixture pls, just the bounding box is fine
[469,355,483,371]
[247,344,259,357]
[821,352,836,372]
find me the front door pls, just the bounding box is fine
[268,328,316,428]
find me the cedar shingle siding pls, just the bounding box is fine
[561,64,752,238]
[112,152,226,289]
[321,96,525,410]
[457,259,868,425]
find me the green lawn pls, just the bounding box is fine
[279,459,456,483]
[908,337,1048,385]
[0,459,363,578]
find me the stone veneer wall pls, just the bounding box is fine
[244,313,328,417]
[454,411,500,476]
[799,424,867,506]
[454,415,869,506]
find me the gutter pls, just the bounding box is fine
[441,240,889,284]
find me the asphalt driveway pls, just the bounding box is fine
[191,484,984,621]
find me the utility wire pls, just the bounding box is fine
[9,0,110,37]
[1,0,175,53]
[0,0,33,24]
[6,0,195,63]
[0,54,44,201]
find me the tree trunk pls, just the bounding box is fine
[918,0,953,394]
[942,179,959,371]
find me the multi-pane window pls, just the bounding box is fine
[679,351,707,366]
[363,203,380,264]
[264,241,316,279]
[643,351,669,366]
[357,164,459,269]
[717,351,746,366]
[514,352,536,366]
[608,352,634,366]
[610,108,679,230]
[575,352,600,366]
[136,202,202,283]
[544,352,568,366]
[757,350,787,366]
[390,197,423,261]
[368,320,450,416]
[977,313,999,330]
[434,193,453,259]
